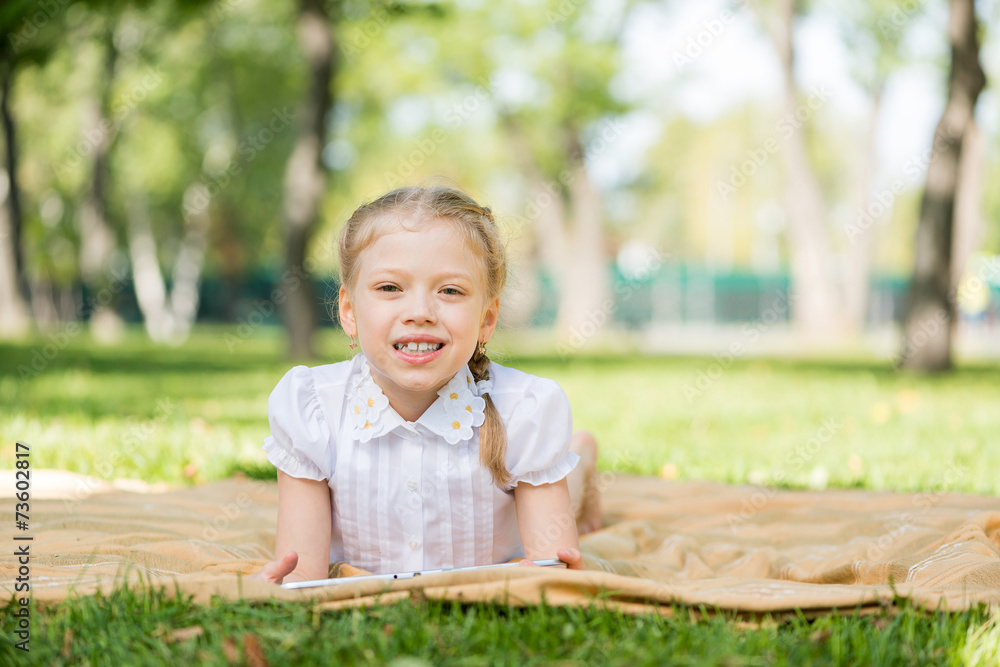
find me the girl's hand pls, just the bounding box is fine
[557,547,586,570]
[519,547,586,571]
[252,550,299,585]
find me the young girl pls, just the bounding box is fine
[255,186,601,585]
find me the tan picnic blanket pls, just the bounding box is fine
[2,469,999,617]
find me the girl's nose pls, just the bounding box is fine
[402,291,437,324]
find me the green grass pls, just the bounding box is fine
[2,584,998,665]
[1,324,999,663]
[2,325,998,495]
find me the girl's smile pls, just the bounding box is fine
[392,334,446,363]
[338,217,499,421]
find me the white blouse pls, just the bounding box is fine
[262,353,579,574]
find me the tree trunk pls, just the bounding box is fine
[0,69,31,338]
[899,0,985,372]
[557,126,609,344]
[126,188,210,345]
[844,84,884,334]
[501,115,609,347]
[951,119,983,286]
[772,0,843,338]
[281,0,335,359]
[77,24,124,341]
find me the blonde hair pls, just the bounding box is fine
[337,186,511,488]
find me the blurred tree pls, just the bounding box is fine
[833,0,919,333]
[900,0,985,371]
[749,0,845,339]
[90,0,300,344]
[0,0,63,338]
[282,0,338,359]
[79,0,218,344]
[0,67,31,338]
[71,9,126,340]
[445,1,631,344]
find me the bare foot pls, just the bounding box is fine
[568,431,602,535]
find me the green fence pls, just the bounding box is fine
[87,264,1000,329]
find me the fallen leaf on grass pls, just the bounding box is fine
[244,632,269,667]
[809,629,832,643]
[167,626,205,643]
[223,636,239,664]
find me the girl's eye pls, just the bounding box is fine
[442,288,463,296]
[377,285,399,292]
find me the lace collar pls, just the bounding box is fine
[348,354,491,445]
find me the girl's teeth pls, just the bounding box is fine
[396,342,441,353]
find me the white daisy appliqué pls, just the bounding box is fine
[347,355,490,445]
[350,363,389,443]
[434,368,487,445]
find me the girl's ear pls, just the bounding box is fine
[339,286,357,337]
[480,296,500,342]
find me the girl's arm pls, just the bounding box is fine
[514,477,585,570]
[257,469,332,584]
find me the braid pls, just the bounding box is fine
[469,345,510,488]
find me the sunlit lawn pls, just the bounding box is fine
[2,324,997,495]
[1,324,998,664]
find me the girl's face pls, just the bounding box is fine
[339,217,499,416]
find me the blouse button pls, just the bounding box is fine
[408,539,419,550]
[406,478,418,491]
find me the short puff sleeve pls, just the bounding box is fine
[504,377,579,490]
[261,365,333,481]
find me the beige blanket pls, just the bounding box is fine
[2,469,998,617]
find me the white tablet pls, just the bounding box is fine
[280,558,567,589]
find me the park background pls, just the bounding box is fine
[2,0,999,495]
[1,0,999,365]
[0,0,998,488]
[3,1,1000,663]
